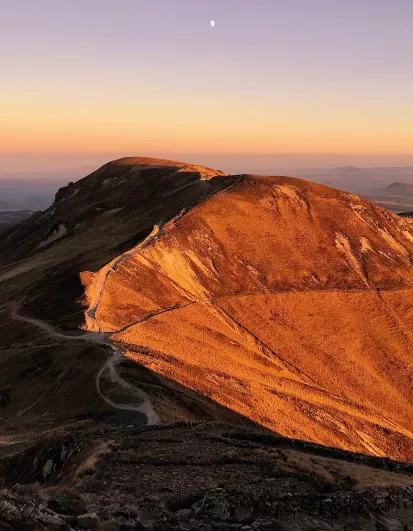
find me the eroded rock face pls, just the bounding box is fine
[81,173,413,460]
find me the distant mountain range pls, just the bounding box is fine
[277,168,413,213]
[286,166,413,195]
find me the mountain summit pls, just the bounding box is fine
[2,158,413,462]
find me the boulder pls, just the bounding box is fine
[38,514,65,530]
[1,502,20,522]
[233,506,252,521]
[48,489,87,516]
[77,512,99,529]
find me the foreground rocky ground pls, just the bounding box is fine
[2,422,413,530]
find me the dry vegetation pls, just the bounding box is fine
[3,158,413,529]
[82,174,413,460]
[3,157,413,467]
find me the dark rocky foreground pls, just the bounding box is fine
[2,422,413,530]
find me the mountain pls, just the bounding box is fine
[384,183,413,195]
[361,182,413,213]
[2,156,413,455]
[283,167,413,197]
[0,157,231,328]
[2,157,413,529]
[80,165,413,461]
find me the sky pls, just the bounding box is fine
[1,0,413,173]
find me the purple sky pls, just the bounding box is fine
[1,0,413,173]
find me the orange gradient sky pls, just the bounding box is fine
[3,82,413,155]
[1,1,413,168]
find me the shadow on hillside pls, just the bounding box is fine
[3,358,413,489]
[91,358,413,474]
[18,170,237,330]
[94,355,257,428]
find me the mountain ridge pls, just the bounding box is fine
[2,157,413,462]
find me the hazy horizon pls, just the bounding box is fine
[2,152,413,177]
[3,152,413,216]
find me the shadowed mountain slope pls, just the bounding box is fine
[0,157,232,327]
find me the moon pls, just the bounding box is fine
[210,20,215,27]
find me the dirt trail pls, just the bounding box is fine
[6,222,166,425]
[86,223,163,331]
[11,305,159,426]
[12,307,107,343]
[96,343,159,425]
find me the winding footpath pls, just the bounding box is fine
[9,223,166,425]
[11,305,160,426]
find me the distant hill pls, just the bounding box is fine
[384,182,413,194]
[363,182,413,213]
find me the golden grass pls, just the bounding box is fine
[83,175,413,460]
